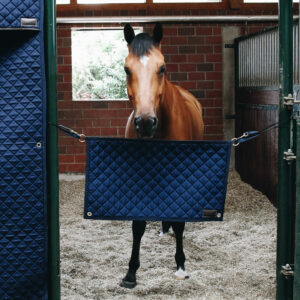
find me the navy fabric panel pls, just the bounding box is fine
[0,30,47,299]
[84,138,232,222]
[0,0,41,29]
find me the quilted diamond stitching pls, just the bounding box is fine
[0,31,46,299]
[0,0,40,29]
[84,138,231,222]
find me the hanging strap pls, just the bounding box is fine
[232,122,280,147]
[50,121,281,146]
[48,123,86,142]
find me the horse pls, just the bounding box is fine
[121,23,204,289]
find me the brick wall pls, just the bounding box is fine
[57,22,274,173]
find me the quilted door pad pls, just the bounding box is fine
[0,31,47,299]
[84,138,232,222]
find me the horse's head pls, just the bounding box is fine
[124,23,165,138]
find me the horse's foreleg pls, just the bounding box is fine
[159,221,171,236]
[172,222,189,280]
[121,220,146,288]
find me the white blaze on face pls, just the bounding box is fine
[140,55,149,67]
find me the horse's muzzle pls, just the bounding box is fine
[134,115,158,138]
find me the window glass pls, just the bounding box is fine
[153,0,221,2]
[72,28,140,101]
[77,0,146,4]
[56,0,70,4]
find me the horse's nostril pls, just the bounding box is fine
[152,117,158,128]
[134,117,141,129]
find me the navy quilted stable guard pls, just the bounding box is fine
[84,137,232,222]
[0,5,47,298]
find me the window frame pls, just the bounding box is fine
[71,26,143,101]
[56,0,227,12]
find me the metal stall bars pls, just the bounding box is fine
[0,0,49,298]
[235,0,297,298]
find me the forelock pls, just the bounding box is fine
[130,33,154,57]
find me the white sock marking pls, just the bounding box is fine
[174,267,189,280]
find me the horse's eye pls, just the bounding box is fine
[124,67,131,76]
[159,65,166,75]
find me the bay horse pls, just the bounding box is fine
[121,23,204,289]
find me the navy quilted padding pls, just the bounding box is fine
[84,138,232,222]
[0,30,47,299]
[0,0,41,29]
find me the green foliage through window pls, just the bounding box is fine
[72,29,132,100]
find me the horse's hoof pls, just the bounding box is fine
[120,279,137,289]
[174,267,189,280]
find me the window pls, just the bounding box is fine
[72,28,140,101]
[56,0,70,4]
[77,0,145,3]
[153,0,220,2]
[244,0,297,2]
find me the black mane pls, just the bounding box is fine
[130,33,154,57]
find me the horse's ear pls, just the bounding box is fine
[153,23,163,46]
[124,24,135,45]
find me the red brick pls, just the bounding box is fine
[59,164,69,173]
[188,72,205,80]
[179,64,196,72]
[206,36,222,44]
[75,155,87,163]
[83,110,99,119]
[108,101,128,109]
[57,83,72,91]
[58,101,73,110]
[197,45,214,54]
[166,64,178,72]
[117,109,132,118]
[162,45,178,55]
[205,108,223,117]
[63,56,72,65]
[57,29,70,38]
[93,119,110,127]
[63,74,72,83]
[170,55,187,63]
[214,81,222,89]
[178,28,195,36]
[214,45,222,54]
[101,128,118,136]
[179,81,196,90]
[100,110,118,118]
[118,128,126,136]
[206,90,222,98]
[196,27,212,35]
[215,63,222,72]
[57,47,71,56]
[111,119,127,127]
[59,155,74,163]
[68,164,86,173]
[57,65,71,74]
[213,27,222,35]
[197,81,214,89]
[206,72,222,81]
[85,128,101,136]
[163,27,178,36]
[187,36,205,45]
[187,54,204,63]
[205,125,223,134]
[206,54,222,63]
[168,36,187,45]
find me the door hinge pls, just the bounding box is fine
[281,264,294,279]
[283,94,294,108]
[283,149,296,164]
